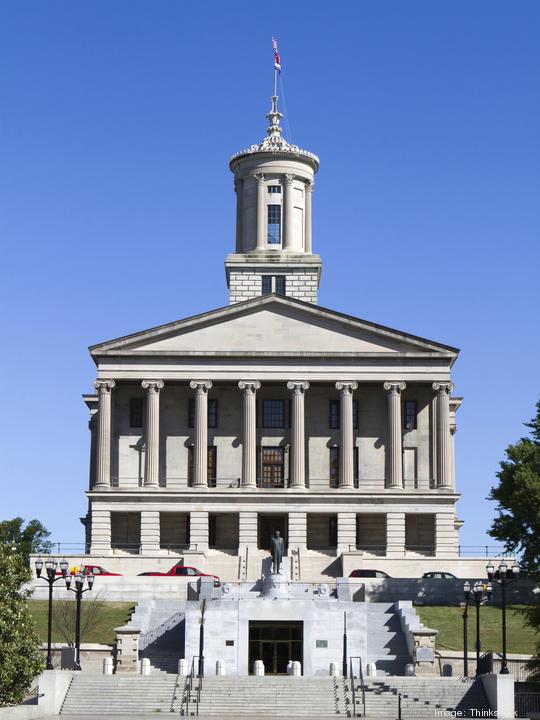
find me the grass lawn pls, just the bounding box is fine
[28,600,134,645]
[416,605,536,654]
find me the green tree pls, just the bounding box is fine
[0,517,53,561]
[489,399,540,573]
[0,544,45,707]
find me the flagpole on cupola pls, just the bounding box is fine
[272,36,281,106]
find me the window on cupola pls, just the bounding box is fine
[267,205,281,244]
[262,275,286,295]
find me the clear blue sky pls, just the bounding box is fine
[1,1,539,549]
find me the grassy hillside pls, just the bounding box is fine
[28,600,134,645]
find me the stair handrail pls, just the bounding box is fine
[349,655,366,718]
[139,609,184,651]
[183,656,200,716]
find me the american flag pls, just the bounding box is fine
[272,37,281,73]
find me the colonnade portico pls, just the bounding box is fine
[90,378,457,491]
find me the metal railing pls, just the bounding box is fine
[33,542,198,556]
[346,543,512,558]
[516,693,540,718]
[139,610,184,652]
[183,656,201,716]
[349,656,366,718]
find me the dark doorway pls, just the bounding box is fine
[249,621,303,675]
[258,514,288,551]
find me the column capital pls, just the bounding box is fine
[287,381,310,394]
[94,379,116,394]
[238,380,261,393]
[141,379,164,392]
[252,172,265,184]
[432,382,453,395]
[335,381,358,393]
[190,380,213,393]
[306,180,315,192]
[383,381,406,394]
[284,173,295,185]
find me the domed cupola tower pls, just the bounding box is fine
[226,95,321,304]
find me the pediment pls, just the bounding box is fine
[90,296,458,358]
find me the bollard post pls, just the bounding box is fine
[103,657,113,675]
[216,660,225,676]
[141,658,151,676]
[178,658,188,676]
[254,660,265,676]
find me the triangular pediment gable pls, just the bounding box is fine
[90,295,458,359]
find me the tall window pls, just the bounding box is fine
[261,447,285,488]
[267,204,281,244]
[262,275,286,295]
[188,398,218,428]
[329,400,359,429]
[129,398,143,428]
[404,400,417,430]
[188,446,217,486]
[262,399,285,428]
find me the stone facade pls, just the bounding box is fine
[80,93,465,581]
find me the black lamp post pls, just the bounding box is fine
[472,579,492,675]
[35,557,69,670]
[486,561,520,674]
[65,569,95,671]
[462,581,471,677]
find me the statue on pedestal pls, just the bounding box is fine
[270,530,284,575]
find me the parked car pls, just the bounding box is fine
[138,563,220,586]
[349,569,392,579]
[56,564,122,576]
[422,571,457,579]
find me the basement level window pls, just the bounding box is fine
[225,640,234,647]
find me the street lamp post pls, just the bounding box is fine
[486,561,520,674]
[472,580,492,675]
[35,557,69,670]
[65,570,95,671]
[462,581,471,677]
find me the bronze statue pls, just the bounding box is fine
[270,530,284,574]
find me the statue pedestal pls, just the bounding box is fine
[261,570,291,599]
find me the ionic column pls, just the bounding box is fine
[141,380,164,487]
[238,381,261,488]
[335,381,358,488]
[234,178,243,253]
[189,380,213,487]
[283,173,294,250]
[432,382,453,487]
[287,381,309,488]
[383,381,406,489]
[254,174,266,250]
[304,180,314,253]
[93,379,116,488]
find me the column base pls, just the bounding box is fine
[288,484,307,491]
[240,483,258,491]
[92,483,111,491]
[142,483,160,490]
[385,483,404,490]
[191,483,209,490]
[337,483,355,490]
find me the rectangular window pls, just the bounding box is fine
[262,276,272,294]
[262,399,285,428]
[329,399,359,429]
[274,275,286,295]
[188,446,217,486]
[261,447,285,488]
[129,398,143,428]
[188,398,218,428]
[267,204,281,244]
[268,185,281,194]
[209,514,217,547]
[404,400,417,430]
[330,447,339,487]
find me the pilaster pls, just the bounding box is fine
[189,511,209,553]
[435,512,458,558]
[90,508,112,555]
[337,512,356,554]
[386,512,406,558]
[140,510,160,554]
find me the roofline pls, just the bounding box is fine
[89,294,460,357]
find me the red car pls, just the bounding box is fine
[56,564,122,577]
[138,563,220,585]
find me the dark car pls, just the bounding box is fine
[349,569,392,579]
[138,563,220,586]
[422,571,457,579]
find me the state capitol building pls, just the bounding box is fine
[82,92,462,581]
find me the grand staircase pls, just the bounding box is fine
[354,677,490,718]
[60,675,178,714]
[175,675,347,716]
[366,603,411,675]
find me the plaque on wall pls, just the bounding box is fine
[416,647,434,662]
